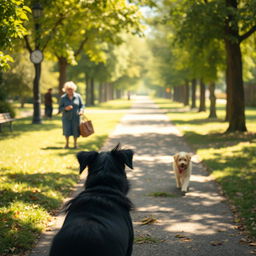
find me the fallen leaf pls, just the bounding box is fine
[250,242,256,247]
[240,238,248,243]
[175,234,192,242]
[210,241,224,246]
[175,234,186,239]
[240,238,253,244]
[180,238,192,242]
[29,195,38,200]
[140,217,157,225]
[234,218,241,223]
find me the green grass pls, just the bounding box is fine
[154,98,256,239]
[90,99,132,110]
[0,99,131,255]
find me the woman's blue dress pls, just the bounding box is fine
[59,93,84,137]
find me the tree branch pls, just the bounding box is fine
[239,25,256,42]
[74,35,88,57]
[24,35,33,53]
[41,15,65,52]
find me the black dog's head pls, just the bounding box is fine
[76,144,134,194]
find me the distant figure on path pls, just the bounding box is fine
[44,88,53,119]
[59,81,84,149]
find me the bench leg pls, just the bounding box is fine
[0,124,2,132]
[10,122,13,131]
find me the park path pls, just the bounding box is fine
[30,96,251,256]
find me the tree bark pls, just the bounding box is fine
[116,89,121,99]
[225,40,247,132]
[173,86,183,103]
[225,68,231,122]
[184,81,190,106]
[208,82,217,118]
[109,83,114,100]
[191,79,197,109]
[198,79,206,112]
[99,82,104,103]
[32,63,42,124]
[224,0,247,132]
[90,78,95,106]
[58,57,68,96]
[85,74,90,106]
[173,86,178,102]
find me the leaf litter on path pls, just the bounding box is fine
[140,217,158,225]
[175,234,192,242]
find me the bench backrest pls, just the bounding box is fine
[0,113,12,121]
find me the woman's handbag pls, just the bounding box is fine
[79,116,94,137]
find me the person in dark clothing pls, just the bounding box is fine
[44,88,53,118]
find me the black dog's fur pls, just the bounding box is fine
[49,144,134,256]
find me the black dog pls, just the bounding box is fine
[49,144,134,256]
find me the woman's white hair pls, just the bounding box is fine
[62,81,77,92]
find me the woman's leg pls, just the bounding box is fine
[74,137,78,148]
[65,136,69,148]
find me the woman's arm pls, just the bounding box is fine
[59,97,65,113]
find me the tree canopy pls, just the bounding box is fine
[0,0,30,70]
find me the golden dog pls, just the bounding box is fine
[173,152,192,195]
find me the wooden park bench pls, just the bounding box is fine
[0,113,15,132]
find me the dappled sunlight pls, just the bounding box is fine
[190,173,213,183]
[135,154,172,164]
[137,205,176,212]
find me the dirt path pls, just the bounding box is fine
[29,96,251,256]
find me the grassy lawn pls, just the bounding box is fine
[0,99,131,256]
[154,98,256,239]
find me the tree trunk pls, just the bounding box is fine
[225,68,231,121]
[0,71,5,101]
[208,82,217,118]
[58,57,68,96]
[32,63,42,124]
[90,78,95,106]
[184,81,189,106]
[101,83,107,102]
[173,86,178,101]
[116,89,121,99]
[224,0,247,132]
[191,79,197,109]
[109,83,114,100]
[198,79,206,112]
[99,83,104,103]
[173,86,183,103]
[20,98,25,108]
[85,75,91,106]
[225,40,247,132]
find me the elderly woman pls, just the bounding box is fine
[59,81,84,149]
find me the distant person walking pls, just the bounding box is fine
[44,88,53,119]
[59,81,84,149]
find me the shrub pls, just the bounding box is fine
[0,101,16,117]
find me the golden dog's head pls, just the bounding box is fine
[174,152,192,173]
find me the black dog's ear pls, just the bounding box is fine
[118,149,134,169]
[76,151,98,174]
